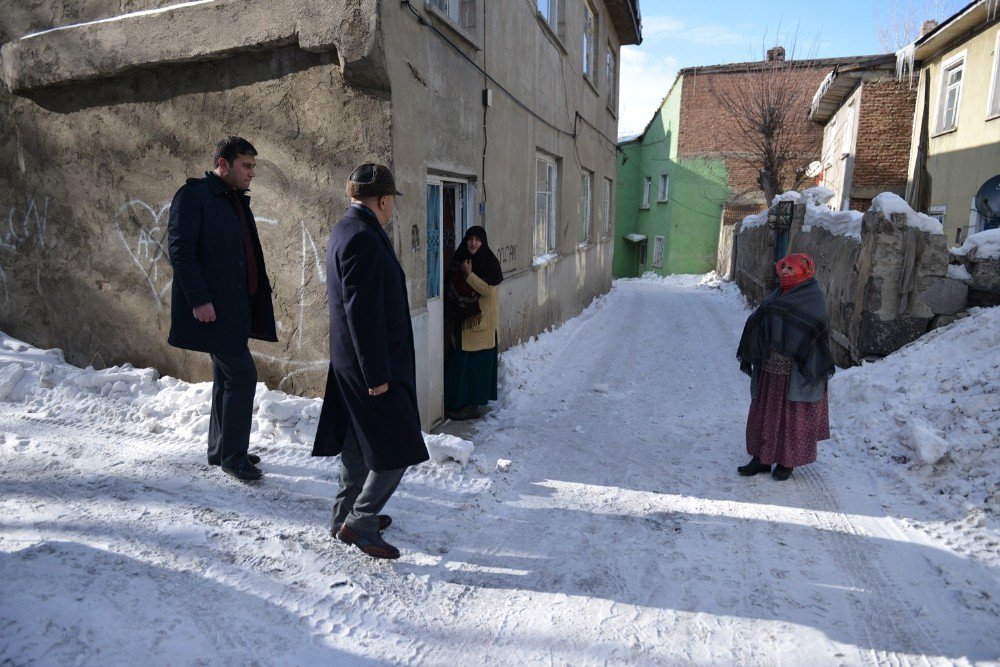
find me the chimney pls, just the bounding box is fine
[766,46,786,62]
[920,19,938,36]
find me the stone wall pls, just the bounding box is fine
[734,203,969,366]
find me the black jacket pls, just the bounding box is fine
[312,205,428,471]
[167,172,277,353]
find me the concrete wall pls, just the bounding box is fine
[383,0,627,425]
[907,23,1000,245]
[1,0,390,398]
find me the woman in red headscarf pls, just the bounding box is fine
[735,253,835,480]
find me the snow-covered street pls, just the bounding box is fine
[1,275,998,665]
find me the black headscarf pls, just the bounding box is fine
[451,226,503,286]
[444,226,503,322]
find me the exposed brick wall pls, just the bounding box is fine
[853,79,916,189]
[849,197,872,212]
[678,64,831,202]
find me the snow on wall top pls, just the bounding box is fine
[950,228,1000,260]
[870,193,943,235]
[740,187,863,241]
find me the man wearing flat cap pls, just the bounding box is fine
[313,163,429,560]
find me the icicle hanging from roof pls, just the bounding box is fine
[989,0,1000,22]
[896,43,916,86]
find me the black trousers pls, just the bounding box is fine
[207,347,257,466]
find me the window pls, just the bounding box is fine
[988,31,1000,119]
[605,45,617,110]
[651,235,665,269]
[641,177,652,209]
[538,0,561,34]
[583,2,597,82]
[602,177,613,239]
[841,103,855,156]
[658,174,669,202]
[429,0,475,29]
[535,154,558,256]
[936,54,965,133]
[579,169,593,244]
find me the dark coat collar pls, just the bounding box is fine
[201,171,250,200]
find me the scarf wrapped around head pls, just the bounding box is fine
[444,226,503,322]
[776,253,816,292]
[736,275,835,387]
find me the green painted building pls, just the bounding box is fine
[613,76,729,277]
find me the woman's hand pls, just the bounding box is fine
[461,259,472,276]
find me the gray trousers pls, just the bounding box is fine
[333,427,406,539]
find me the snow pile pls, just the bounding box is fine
[948,263,974,281]
[870,192,944,234]
[0,332,476,474]
[830,306,1000,513]
[424,432,474,468]
[951,228,1000,260]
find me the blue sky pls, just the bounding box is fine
[617,0,967,137]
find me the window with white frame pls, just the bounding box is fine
[988,31,1000,119]
[429,0,475,29]
[606,44,617,110]
[936,54,965,133]
[602,177,613,239]
[652,235,665,269]
[641,177,652,209]
[658,174,669,202]
[842,103,855,157]
[535,154,558,256]
[579,169,593,244]
[583,1,597,82]
[537,0,562,36]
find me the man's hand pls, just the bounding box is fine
[193,302,217,323]
[368,383,389,396]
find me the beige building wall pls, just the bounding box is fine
[908,24,1000,245]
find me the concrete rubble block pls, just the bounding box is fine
[0,0,383,93]
[858,312,930,357]
[915,275,969,315]
[916,232,949,276]
[930,314,957,330]
[968,257,1000,293]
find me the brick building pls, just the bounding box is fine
[614,49,875,277]
[808,54,917,212]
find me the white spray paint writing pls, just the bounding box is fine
[0,197,50,306]
[114,200,172,308]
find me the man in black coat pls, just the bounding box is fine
[313,163,429,560]
[167,136,277,482]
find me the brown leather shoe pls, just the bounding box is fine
[331,515,392,539]
[336,524,400,560]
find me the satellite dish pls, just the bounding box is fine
[975,174,1000,218]
[805,161,823,178]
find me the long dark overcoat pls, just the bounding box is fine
[312,205,429,471]
[167,172,277,353]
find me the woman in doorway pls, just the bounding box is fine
[444,226,503,421]
[736,253,834,480]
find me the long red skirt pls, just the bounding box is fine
[745,370,830,468]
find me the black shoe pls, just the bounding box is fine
[738,457,772,476]
[221,459,263,481]
[331,515,392,538]
[209,453,260,466]
[772,465,793,481]
[336,524,400,560]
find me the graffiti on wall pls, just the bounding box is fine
[0,197,50,306]
[114,200,172,308]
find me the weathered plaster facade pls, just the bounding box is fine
[901,1,1000,245]
[0,0,641,428]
